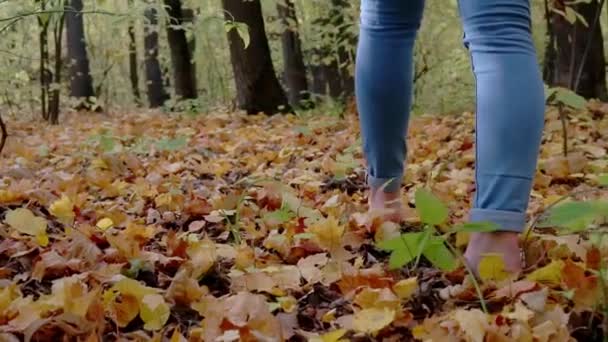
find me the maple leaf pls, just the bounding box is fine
[307,215,345,254]
[309,329,348,342]
[354,287,400,311]
[561,260,599,309]
[478,253,512,282]
[452,309,488,342]
[49,194,75,224]
[4,208,49,246]
[526,260,564,286]
[140,294,171,330]
[392,277,418,300]
[353,307,395,334]
[103,278,170,330]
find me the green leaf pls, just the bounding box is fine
[452,221,500,233]
[264,206,295,224]
[378,232,456,271]
[599,174,608,186]
[423,237,457,271]
[415,188,449,225]
[236,24,250,49]
[156,136,187,151]
[565,6,577,24]
[100,134,116,153]
[378,233,424,270]
[555,87,587,109]
[538,201,601,232]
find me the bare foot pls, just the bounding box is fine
[464,232,523,276]
[369,188,404,223]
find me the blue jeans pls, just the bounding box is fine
[356,0,545,232]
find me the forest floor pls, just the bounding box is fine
[0,104,607,341]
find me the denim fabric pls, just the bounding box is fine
[356,0,545,232]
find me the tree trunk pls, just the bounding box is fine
[545,0,607,100]
[164,0,197,99]
[144,6,168,108]
[222,0,290,114]
[65,0,96,107]
[277,0,309,107]
[310,0,355,100]
[128,23,141,104]
[49,13,66,124]
[38,8,50,121]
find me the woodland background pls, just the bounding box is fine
[0,0,606,122]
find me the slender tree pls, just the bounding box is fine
[144,6,168,107]
[277,0,309,107]
[49,12,66,124]
[222,0,290,114]
[128,0,141,104]
[38,0,50,121]
[164,0,197,99]
[544,0,607,100]
[65,0,96,109]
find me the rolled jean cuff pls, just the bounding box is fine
[470,208,526,233]
[367,174,402,193]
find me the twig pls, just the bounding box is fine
[0,9,125,23]
[0,112,7,155]
[445,242,488,313]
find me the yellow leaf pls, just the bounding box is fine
[452,309,488,342]
[0,190,22,203]
[412,325,427,339]
[354,287,400,311]
[307,216,344,252]
[96,218,114,231]
[278,296,297,313]
[170,328,187,342]
[49,195,75,223]
[393,277,418,300]
[5,208,48,246]
[319,329,347,342]
[186,239,217,279]
[140,294,170,331]
[526,260,564,286]
[0,285,19,313]
[321,308,337,323]
[110,293,140,327]
[478,254,512,282]
[353,307,395,334]
[36,233,49,247]
[455,231,469,248]
[112,278,156,299]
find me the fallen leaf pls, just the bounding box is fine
[4,208,48,246]
[452,309,488,342]
[478,253,512,282]
[352,307,395,334]
[392,277,418,300]
[49,195,75,224]
[526,260,564,285]
[96,217,114,231]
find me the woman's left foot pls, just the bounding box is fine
[368,188,404,223]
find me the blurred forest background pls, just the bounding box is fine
[0,0,606,122]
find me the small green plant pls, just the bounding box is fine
[377,188,499,311]
[545,85,587,157]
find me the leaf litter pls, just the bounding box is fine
[0,103,606,341]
